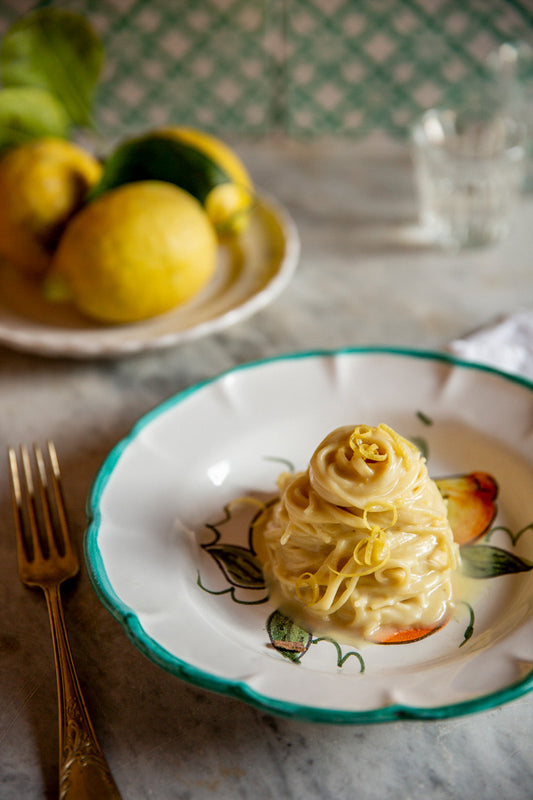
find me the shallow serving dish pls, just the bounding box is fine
[86,348,533,722]
[0,191,299,359]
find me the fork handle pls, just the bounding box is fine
[44,585,122,800]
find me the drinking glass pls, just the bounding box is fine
[487,41,533,191]
[412,108,525,249]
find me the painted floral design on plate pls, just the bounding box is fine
[197,416,533,673]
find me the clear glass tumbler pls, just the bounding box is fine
[412,108,525,249]
[487,41,533,192]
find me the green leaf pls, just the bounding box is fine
[267,610,313,662]
[90,134,230,204]
[460,545,533,578]
[0,86,70,150]
[206,545,265,589]
[0,8,103,127]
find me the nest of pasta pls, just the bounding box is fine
[258,423,459,642]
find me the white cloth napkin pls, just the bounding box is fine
[448,309,533,381]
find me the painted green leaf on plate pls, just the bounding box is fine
[267,610,312,662]
[206,545,265,589]
[460,545,533,578]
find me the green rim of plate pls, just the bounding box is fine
[85,345,533,723]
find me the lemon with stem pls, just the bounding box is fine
[160,126,254,235]
[91,127,254,238]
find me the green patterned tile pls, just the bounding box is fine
[1,0,533,140]
[94,0,272,137]
[285,0,533,137]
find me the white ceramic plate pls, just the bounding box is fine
[86,349,533,722]
[0,192,299,359]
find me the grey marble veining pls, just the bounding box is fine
[1,137,533,800]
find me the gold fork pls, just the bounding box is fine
[8,442,122,800]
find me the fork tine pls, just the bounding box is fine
[20,444,44,561]
[7,446,30,566]
[46,441,73,558]
[34,443,59,558]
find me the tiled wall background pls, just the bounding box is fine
[1,0,533,140]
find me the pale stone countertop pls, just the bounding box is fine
[1,137,532,800]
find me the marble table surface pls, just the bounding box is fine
[1,137,532,800]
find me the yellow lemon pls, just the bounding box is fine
[157,126,254,235]
[50,181,217,324]
[0,138,101,276]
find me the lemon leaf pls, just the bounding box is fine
[90,134,230,204]
[0,86,70,151]
[0,8,103,128]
